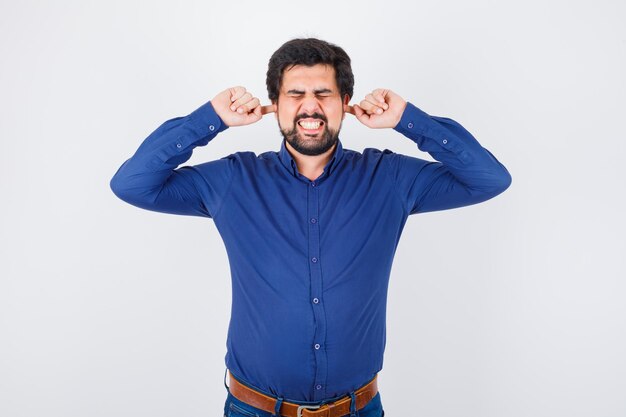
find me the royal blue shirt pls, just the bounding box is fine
[110,98,511,402]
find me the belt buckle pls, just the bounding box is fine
[297,404,321,417]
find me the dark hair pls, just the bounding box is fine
[266,38,354,104]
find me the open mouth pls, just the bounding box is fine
[297,119,324,134]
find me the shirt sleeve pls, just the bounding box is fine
[109,99,235,219]
[385,101,512,215]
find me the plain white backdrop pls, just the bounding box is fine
[1,1,624,416]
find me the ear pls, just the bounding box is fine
[342,94,350,120]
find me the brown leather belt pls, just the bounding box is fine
[227,370,378,417]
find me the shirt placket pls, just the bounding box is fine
[307,179,328,401]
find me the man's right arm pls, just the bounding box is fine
[109,99,233,218]
[110,87,274,218]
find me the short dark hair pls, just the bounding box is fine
[266,38,354,104]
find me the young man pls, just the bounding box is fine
[110,38,512,417]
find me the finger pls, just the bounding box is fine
[365,94,384,114]
[253,104,262,118]
[231,92,253,111]
[261,104,276,115]
[236,97,260,114]
[229,86,247,103]
[360,99,383,115]
[372,89,390,108]
[344,104,355,115]
[353,104,370,124]
[359,100,377,115]
[365,94,385,113]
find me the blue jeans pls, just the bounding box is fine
[222,371,385,417]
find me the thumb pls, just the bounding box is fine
[352,104,370,124]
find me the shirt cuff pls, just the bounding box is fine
[393,101,432,137]
[187,99,229,136]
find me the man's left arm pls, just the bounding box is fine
[350,89,512,215]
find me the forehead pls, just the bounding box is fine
[280,63,337,90]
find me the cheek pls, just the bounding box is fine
[280,115,294,129]
[278,108,297,122]
[277,113,294,128]
[324,105,343,127]
[327,114,343,129]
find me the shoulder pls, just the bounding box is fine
[220,150,280,171]
[343,146,397,165]
[202,150,266,165]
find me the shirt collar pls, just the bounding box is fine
[278,137,344,182]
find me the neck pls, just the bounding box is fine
[285,140,337,181]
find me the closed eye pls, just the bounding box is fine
[288,94,332,99]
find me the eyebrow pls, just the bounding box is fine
[286,88,333,94]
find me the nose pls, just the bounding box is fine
[300,96,323,116]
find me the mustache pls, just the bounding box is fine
[295,112,327,123]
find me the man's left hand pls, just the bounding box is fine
[345,89,407,129]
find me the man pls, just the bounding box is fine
[110,38,512,417]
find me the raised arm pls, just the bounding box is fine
[348,89,512,215]
[110,87,276,218]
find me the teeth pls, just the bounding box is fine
[299,121,322,130]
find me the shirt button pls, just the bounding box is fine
[316,385,322,390]
[311,257,318,263]
[310,218,317,224]
[313,298,319,304]
[176,142,182,148]
[407,122,414,129]
[442,138,448,144]
[209,125,215,131]
[311,182,316,187]
[314,343,320,349]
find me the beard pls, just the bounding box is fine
[279,111,341,156]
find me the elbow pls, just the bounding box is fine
[109,162,134,202]
[496,167,512,193]
[109,165,161,209]
[468,165,512,199]
[110,172,129,202]
[486,166,512,198]
[476,148,512,196]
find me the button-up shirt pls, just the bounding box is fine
[110,99,512,402]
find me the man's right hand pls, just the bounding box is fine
[211,86,276,127]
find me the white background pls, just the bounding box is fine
[1,1,625,416]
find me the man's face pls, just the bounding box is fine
[275,63,349,156]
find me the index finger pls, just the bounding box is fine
[260,104,275,115]
[345,105,356,115]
